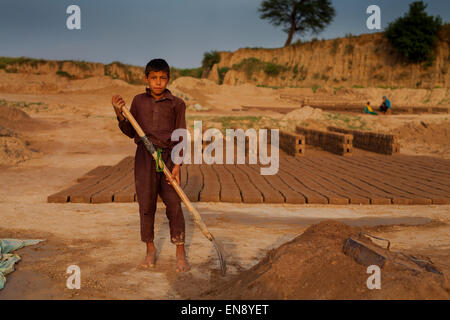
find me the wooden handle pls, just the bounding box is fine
[121,107,146,138]
[120,105,214,242]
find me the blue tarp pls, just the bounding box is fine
[0,239,45,290]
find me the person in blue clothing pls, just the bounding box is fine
[379,96,391,114]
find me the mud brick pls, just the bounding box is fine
[344,134,353,144]
[343,144,353,155]
[413,107,429,114]
[327,126,400,155]
[295,144,305,157]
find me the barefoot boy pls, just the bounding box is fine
[111,58,190,272]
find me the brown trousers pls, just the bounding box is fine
[134,142,185,245]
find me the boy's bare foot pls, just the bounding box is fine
[176,245,191,272]
[140,242,156,268]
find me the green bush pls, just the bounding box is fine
[385,1,443,63]
[218,67,230,84]
[72,60,92,71]
[344,44,354,55]
[56,70,74,79]
[312,84,321,93]
[423,56,436,69]
[232,58,265,79]
[171,67,202,79]
[232,58,286,79]
[0,56,46,70]
[330,39,339,55]
[264,62,285,76]
[297,65,307,80]
[202,51,221,72]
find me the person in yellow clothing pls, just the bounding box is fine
[363,101,378,115]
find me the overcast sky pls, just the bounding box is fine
[0,0,449,68]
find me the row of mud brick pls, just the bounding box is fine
[47,153,450,205]
[327,126,400,155]
[192,128,306,158]
[296,126,353,156]
[277,130,305,157]
[192,127,397,157]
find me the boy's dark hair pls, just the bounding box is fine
[145,59,170,78]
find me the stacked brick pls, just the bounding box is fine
[295,126,353,156]
[327,126,400,155]
[278,130,306,157]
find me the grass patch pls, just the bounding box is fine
[256,84,282,89]
[172,67,202,79]
[232,58,287,79]
[67,60,92,71]
[218,67,230,85]
[324,112,367,130]
[312,84,321,93]
[330,39,339,55]
[0,98,48,112]
[56,70,75,79]
[0,56,46,70]
[192,115,263,132]
[264,62,286,76]
[334,86,344,94]
[344,44,354,55]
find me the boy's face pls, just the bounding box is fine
[146,70,169,95]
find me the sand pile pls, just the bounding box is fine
[393,121,450,159]
[282,106,324,121]
[0,106,40,165]
[204,221,449,300]
[0,104,30,122]
[0,132,36,165]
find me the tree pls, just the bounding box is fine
[385,1,443,63]
[258,0,335,47]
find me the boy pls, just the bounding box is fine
[111,59,190,272]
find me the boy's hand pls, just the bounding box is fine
[167,164,180,185]
[112,95,126,120]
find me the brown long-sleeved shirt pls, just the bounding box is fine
[118,88,187,152]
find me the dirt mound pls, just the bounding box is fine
[0,104,30,121]
[0,135,38,165]
[204,221,449,299]
[0,104,41,133]
[0,106,40,165]
[282,106,324,121]
[393,120,450,159]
